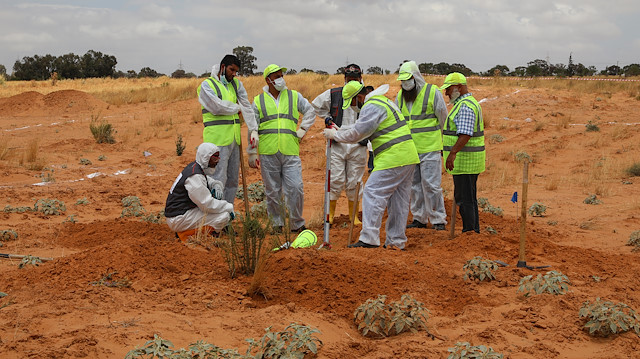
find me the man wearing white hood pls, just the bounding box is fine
[198,54,258,205]
[165,143,235,239]
[323,82,419,250]
[396,61,448,231]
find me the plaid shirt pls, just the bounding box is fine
[452,93,476,136]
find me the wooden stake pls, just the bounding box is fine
[238,114,250,217]
[518,160,529,264]
[449,199,456,240]
[348,182,361,246]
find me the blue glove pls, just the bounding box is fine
[324,117,334,128]
[229,211,236,221]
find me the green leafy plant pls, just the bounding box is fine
[514,151,531,163]
[37,168,55,182]
[485,226,497,235]
[220,212,268,278]
[528,202,547,217]
[447,342,503,359]
[98,154,107,161]
[175,134,186,156]
[627,230,640,252]
[579,298,640,337]
[518,270,570,297]
[121,196,146,217]
[76,197,90,205]
[19,255,42,268]
[79,158,92,165]
[125,334,176,359]
[91,271,131,288]
[626,162,640,177]
[585,120,600,132]
[353,294,430,338]
[90,119,116,144]
[583,194,602,205]
[63,214,77,223]
[1,229,18,242]
[236,181,266,202]
[463,257,498,282]
[489,134,504,144]
[246,323,322,359]
[34,198,66,215]
[3,205,32,213]
[477,197,503,216]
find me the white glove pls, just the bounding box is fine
[250,130,259,148]
[210,180,224,200]
[248,153,260,168]
[296,128,307,139]
[323,128,337,140]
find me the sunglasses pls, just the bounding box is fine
[345,66,361,75]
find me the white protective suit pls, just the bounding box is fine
[166,143,234,232]
[332,85,415,249]
[249,85,316,230]
[198,64,258,204]
[311,89,366,201]
[396,61,449,226]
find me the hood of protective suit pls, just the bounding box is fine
[364,84,390,102]
[195,142,220,171]
[400,61,426,88]
[210,64,221,79]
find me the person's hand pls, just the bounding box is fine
[210,181,224,200]
[296,128,307,139]
[323,128,337,140]
[248,153,260,168]
[250,130,259,148]
[445,152,456,171]
[229,211,236,221]
[324,117,339,130]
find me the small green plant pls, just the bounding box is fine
[79,158,92,165]
[3,205,32,213]
[485,226,497,234]
[477,197,503,216]
[220,212,269,278]
[1,229,18,242]
[489,134,504,144]
[236,181,267,202]
[463,257,498,282]
[98,155,107,161]
[19,255,42,268]
[583,194,602,205]
[90,119,116,144]
[34,198,66,215]
[125,334,177,359]
[547,220,558,226]
[579,298,640,337]
[246,323,322,358]
[91,271,131,288]
[175,134,186,156]
[585,120,600,132]
[514,151,532,163]
[625,162,640,177]
[76,197,90,205]
[518,270,570,297]
[121,196,145,217]
[63,214,77,223]
[627,230,640,252]
[353,294,430,338]
[141,211,165,224]
[447,342,503,359]
[528,202,547,217]
[37,168,55,183]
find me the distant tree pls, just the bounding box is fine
[396,60,410,73]
[450,63,473,76]
[53,53,81,79]
[526,59,551,76]
[418,62,436,74]
[299,68,314,73]
[485,65,509,76]
[185,72,197,78]
[335,66,345,75]
[12,54,55,80]
[126,70,137,78]
[567,53,575,77]
[80,50,116,78]
[600,65,621,76]
[511,66,527,77]
[232,46,257,76]
[138,67,161,78]
[112,70,126,79]
[286,69,297,75]
[434,62,451,75]
[385,69,391,75]
[550,63,567,76]
[366,66,383,75]
[316,70,328,75]
[0,64,6,77]
[171,69,187,78]
[199,71,210,78]
[623,64,640,77]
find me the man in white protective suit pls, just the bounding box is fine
[198,54,258,205]
[247,64,316,234]
[396,61,448,231]
[323,81,420,250]
[311,64,367,225]
[165,143,235,242]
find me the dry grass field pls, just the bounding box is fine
[1,74,640,358]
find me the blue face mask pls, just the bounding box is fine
[220,66,228,85]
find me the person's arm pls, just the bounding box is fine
[199,80,240,116]
[184,174,233,214]
[333,103,387,143]
[433,90,448,129]
[311,89,332,119]
[236,80,258,132]
[296,93,316,136]
[445,103,475,171]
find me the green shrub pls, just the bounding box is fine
[626,162,640,177]
[220,213,268,278]
[246,323,322,358]
[90,120,116,144]
[579,298,640,337]
[19,255,42,269]
[236,181,266,202]
[121,196,145,217]
[63,214,77,223]
[485,226,497,235]
[585,121,600,132]
[79,158,92,165]
[627,230,640,252]
[447,342,503,359]
[489,134,504,144]
[0,229,18,242]
[98,155,107,161]
[518,270,570,297]
[583,194,602,205]
[3,205,32,213]
[463,257,498,282]
[175,134,186,156]
[514,151,532,163]
[353,294,430,338]
[477,197,503,216]
[528,203,547,217]
[34,198,66,215]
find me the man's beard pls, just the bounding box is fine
[402,86,418,103]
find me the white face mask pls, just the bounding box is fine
[449,87,461,104]
[401,78,415,91]
[271,77,286,91]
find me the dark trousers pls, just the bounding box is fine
[453,174,479,233]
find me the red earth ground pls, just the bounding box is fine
[1,82,640,358]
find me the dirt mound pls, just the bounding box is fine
[0,91,45,115]
[0,89,108,116]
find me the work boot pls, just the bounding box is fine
[406,219,427,229]
[348,240,378,249]
[348,200,362,225]
[329,200,337,224]
[433,223,446,231]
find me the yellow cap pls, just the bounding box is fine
[397,62,414,81]
[441,72,467,89]
[263,64,287,79]
[341,81,365,109]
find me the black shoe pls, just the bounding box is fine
[406,220,427,229]
[348,241,378,249]
[433,223,446,231]
[291,225,307,234]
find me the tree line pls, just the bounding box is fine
[2,47,639,80]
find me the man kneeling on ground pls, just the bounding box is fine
[165,143,235,241]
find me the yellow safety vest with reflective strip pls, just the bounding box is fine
[442,95,485,175]
[397,83,443,154]
[197,77,240,146]
[366,95,419,171]
[254,90,301,156]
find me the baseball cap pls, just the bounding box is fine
[397,62,414,81]
[263,64,287,79]
[342,81,365,109]
[441,72,467,89]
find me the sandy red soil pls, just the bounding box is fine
[1,83,640,358]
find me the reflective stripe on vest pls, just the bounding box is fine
[397,84,443,153]
[255,90,301,156]
[442,95,486,174]
[198,77,240,146]
[366,96,419,171]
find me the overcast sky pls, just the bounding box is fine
[1,0,639,76]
